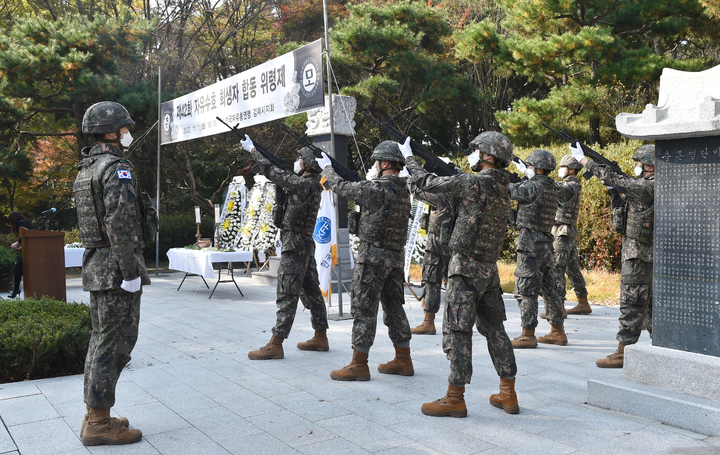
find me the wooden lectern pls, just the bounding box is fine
[19,227,66,301]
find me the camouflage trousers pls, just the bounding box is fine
[617,258,653,345]
[272,250,329,339]
[84,288,141,409]
[552,234,588,301]
[421,249,450,315]
[350,262,412,350]
[515,246,564,327]
[443,273,517,386]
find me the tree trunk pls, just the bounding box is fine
[588,115,602,146]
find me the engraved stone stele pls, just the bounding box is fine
[588,64,720,437]
[305,95,357,137]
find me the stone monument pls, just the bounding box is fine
[587,65,720,436]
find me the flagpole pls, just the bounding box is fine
[323,0,344,316]
[155,66,161,275]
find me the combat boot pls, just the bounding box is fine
[566,296,592,315]
[489,378,519,414]
[511,328,537,349]
[330,348,371,381]
[297,329,329,351]
[596,343,625,368]
[421,383,467,417]
[81,407,142,446]
[537,324,568,346]
[378,345,414,376]
[248,335,284,360]
[81,405,129,436]
[411,313,436,335]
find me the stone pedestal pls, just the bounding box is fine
[587,65,720,436]
[250,255,281,287]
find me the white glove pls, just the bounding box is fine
[516,160,535,178]
[602,180,613,190]
[569,141,585,163]
[241,134,255,153]
[316,152,332,169]
[121,277,141,293]
[467,151,480,168]
[398,168,410,178]
[399,137,414,159]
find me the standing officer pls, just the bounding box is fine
[240,137,330,359]
[510,150,567,348]
[74,101,148,446]
[541,155,590,318]
[403,133,519,417]
[316,142,414,381]
[570,144,655,368]
[410,191,455,335]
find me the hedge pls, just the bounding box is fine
[0,297,91,383]
[0,246,15,291]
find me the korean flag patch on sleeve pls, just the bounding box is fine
[117,169,132,180]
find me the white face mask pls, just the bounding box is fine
[120,131,133,148]
[558,167,568,178]
[366,163,379,180]
[634,165,643,177]
[293,159,302,174]
[467,151,481,168]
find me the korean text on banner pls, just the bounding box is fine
[314,189,336,297]
[160,40,324,145]
[404,201,428,282]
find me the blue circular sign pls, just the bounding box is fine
[313,217,332,244]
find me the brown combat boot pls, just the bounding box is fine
[566,296,592,315]
[411,313,436,335]
[330,348,371,381]
[511,328,537,349]
[489,378,519,414]
[248,335,284,360]
[81,407,142,446]
[537,324,568,346]
[596,344,625,368]
[297,330,329,351]
[378,346,414,376]
[421,383,467,418]
[81,405,129,436]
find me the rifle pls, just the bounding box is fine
[217,116,288,171]
[452,143,525,183]
[361,111,459,177]
[280,125,360,182]
[127,121,159,157]
[541,122,627,179]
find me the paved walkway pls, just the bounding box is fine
[1,273,718,455]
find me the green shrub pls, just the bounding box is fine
[0,297,91,383]
[0,246,16,291]
[143,213,216,260]
[63,227,81,244]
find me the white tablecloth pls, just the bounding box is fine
[166,248,263,279]
[64,247,85,267]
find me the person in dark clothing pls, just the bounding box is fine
[8,211,33,298]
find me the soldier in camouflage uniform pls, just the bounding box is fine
[74,101,148,446]
[401,133,519,417]
[240,137,330,360]
[570,143,655,368]
[510,150,567,348]
[542,154,590,318]
[410,188,455,335]
[316,142,414,381]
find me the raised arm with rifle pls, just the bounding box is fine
[541,122,627,179]
[217,116,289,171]
[362,110,459,177]
[280,125,360,182]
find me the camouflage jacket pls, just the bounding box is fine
[585,160,654,263]
[406,158,511,272]
[252,150,322,254]
[509,175,558,252]
[411,184,457,252]
[322,167,410,267]
[73,142,148,291]
[552,176,582,239]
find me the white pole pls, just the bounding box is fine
[323,0,344,315]
[155,66,161,275]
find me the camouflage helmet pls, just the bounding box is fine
[632,144,655,166]
[526,149,557,171]
[559,154,583,170]
[82,101,134,134]
[296,147,322,172]
[469,131,513,168]
[371,140,405,166]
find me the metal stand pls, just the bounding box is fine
[209,262,244,299]
[177,273,210,291]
